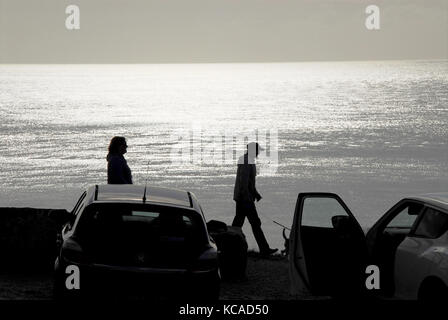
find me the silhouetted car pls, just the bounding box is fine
[54,184,220,300]
[289,192,448,300]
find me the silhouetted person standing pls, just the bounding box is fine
[232,142,277,256]
[107,136,133,184]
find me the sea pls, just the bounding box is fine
[1,60,447,250]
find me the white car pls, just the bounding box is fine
[289,192,448,300]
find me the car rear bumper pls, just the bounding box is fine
[55,261,220,300]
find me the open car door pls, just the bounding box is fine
[290,193,367,297]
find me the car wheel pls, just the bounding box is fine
[418,277,448,301]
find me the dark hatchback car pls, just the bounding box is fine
[53,184,220,300]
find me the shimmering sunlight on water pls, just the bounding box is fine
[1,61,447,249]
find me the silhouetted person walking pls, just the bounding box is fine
[232,142,277,256]
[107,136,133,184]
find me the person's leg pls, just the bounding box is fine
[232,201,246,227]
[245,202,270,253]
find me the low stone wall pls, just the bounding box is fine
[0,210,249,276]
[0,208,60,272]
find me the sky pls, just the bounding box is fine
[0,0,447,63]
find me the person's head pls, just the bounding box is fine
[246,142,264,158]
[108,136,128,155]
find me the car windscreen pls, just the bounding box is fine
[75,203,207,267]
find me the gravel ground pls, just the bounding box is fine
[0,273,53,300]
[220,252,294,300]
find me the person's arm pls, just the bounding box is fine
[252,165,262,201]
[123,160,133,184]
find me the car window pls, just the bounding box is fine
[131,211,159,219]
[301,197,350,228]
[77,204,206,245]
[385,203,423,229]
[75,204,207,267]
[413,208,448,239]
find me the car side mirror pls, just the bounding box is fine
[408,204,423,215]
[48,209,72,226]
[331,215,354,233]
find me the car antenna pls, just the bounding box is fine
[272,220,291,231]
[142,159,150,204]
[259,211,291,230]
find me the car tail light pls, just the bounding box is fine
[61,239,87,264]
[192,246,218,272]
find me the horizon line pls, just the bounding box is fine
[1,58,447,65]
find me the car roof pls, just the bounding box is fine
[86,184,194,209]
[406,192,448,212]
